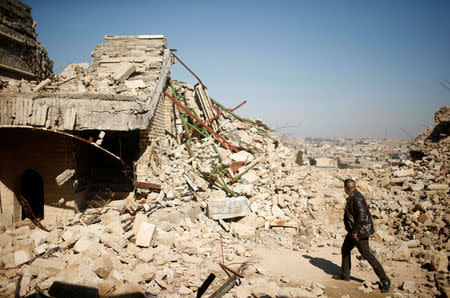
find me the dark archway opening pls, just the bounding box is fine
[20,169,44,219]
[74,130,140,194]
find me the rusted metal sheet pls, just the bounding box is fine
[133,181,161,192]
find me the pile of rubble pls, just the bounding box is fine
[0,65,448,297]
[0,76,328,297]
[1,34,171,101]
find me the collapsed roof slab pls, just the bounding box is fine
[0,35,174,131]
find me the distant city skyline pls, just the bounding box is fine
[24,0,450,139]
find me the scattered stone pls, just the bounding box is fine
[135,222,156,247]
[14,250,31,266]
[431,251,448,272]
[30,258,66,276]
[230,222,255,240]
[401,280,416,293]
[392,245,411,262]
[93,254,114,279]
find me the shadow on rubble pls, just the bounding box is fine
[426,121,449,143]
[302,255,364,283]
[23,281,156,298]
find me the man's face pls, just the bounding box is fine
[344,186,350,195]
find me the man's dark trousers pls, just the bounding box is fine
[341,233,388,281]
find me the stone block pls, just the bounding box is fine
[34,78,51,91]
[55,169,75,186]
[101,232,127,253]
[30,229,49,246]
[156,230,177,246]
[34,243,48,255]
[14,250,31,266]
[393,168,414,177]
[241,171,259,185]
[14,226,31,237]
[135,222,156,247]
[431,251,448,272]
[230,151,254,163]
[134,263,156,282]
[93,254,114,279]
[30,258,67,277]
[401,280,415,293]
[132,213,148,235]
[73,237,97,253]
[230,222,255,240]
[410,183,425,191]
[427,183,448,191]
[47,229,62,244]
[125,79,146,89]
[392,245,410,262]
[112,63,136,82]
[122,269,143,284]
[207,196,249,220]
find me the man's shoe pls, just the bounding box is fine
[332,274,350,281]
[380,279,390,293]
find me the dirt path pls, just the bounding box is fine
[250,244,425,297]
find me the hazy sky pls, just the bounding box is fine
[23,0,449,139]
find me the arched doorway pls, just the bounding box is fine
[20,169,44,219]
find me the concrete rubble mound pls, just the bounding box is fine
[0,34,173,131]
[1,54,448,297]
[0,8,448,295]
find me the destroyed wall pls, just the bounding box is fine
[0,128,76,223]
[0,72,448,296]
[0,34,174,223]
[0,35,173,131]
[0,0,53,80]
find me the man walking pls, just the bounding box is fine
[333,179,390,293]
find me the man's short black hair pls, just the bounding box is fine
[344,179,356,191]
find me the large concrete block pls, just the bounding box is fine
[135,222,156,247]
[112,64,136,82]
[207,196,249,220]
[14,250,31,266]
[30,258,67,276]
[93,254,114,279]
[30,229,49,246]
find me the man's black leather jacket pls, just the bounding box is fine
[344,190,375,238]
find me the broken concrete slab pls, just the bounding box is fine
[34,78,51,91]
[30,229,49,246]
[241,171,259,185]
[93,254,114,279]
[55,169,75,186]
[30,258,67,276]
[229,151,254,164]
[73,237,98,253]
[393,168,414,177]
[14,250,31,266]
[135,222,156,247]
[112,63,136,82]
[207,196,249,220]
[230,222,256,240]
[125,79,146,89]
[101,232,127,253]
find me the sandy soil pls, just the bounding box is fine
[248,244,427,297]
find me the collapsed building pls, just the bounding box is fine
[1,2,448,297]
[0,1,175,223]
[0,0,52,80]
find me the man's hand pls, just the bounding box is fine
[352,233,358,242]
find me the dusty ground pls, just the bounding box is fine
[251,245,427,297]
